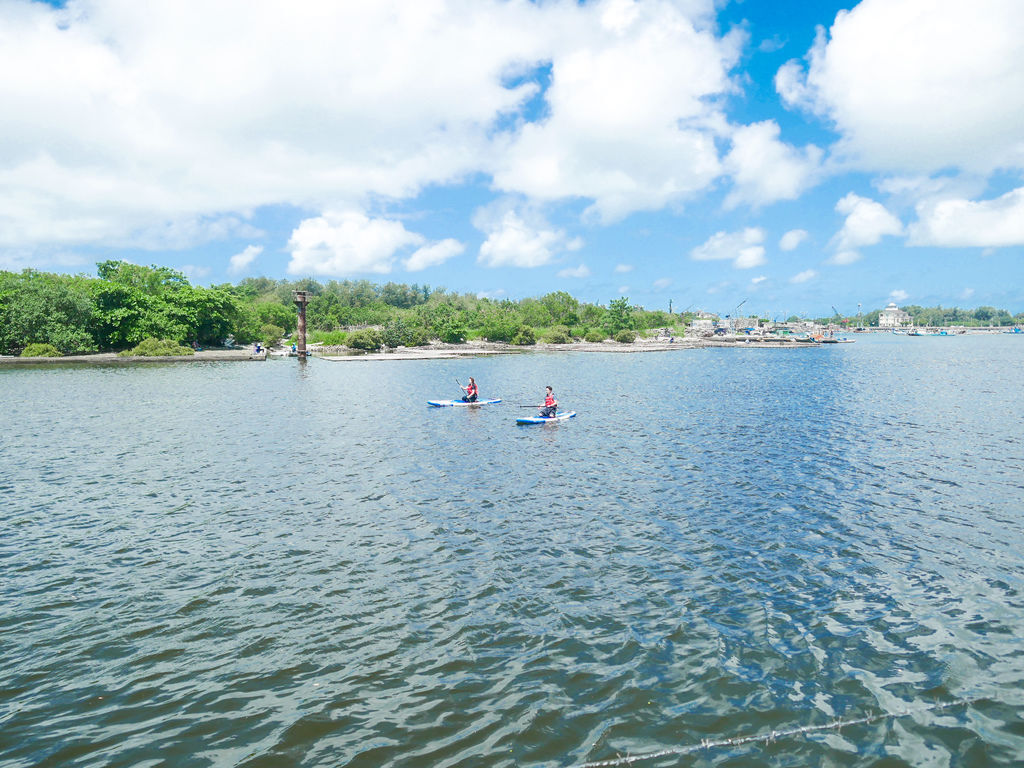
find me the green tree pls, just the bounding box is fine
[0,270,97,355]
[604,296,635,335]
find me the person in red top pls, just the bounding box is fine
[539,385,557,418]
[461,377,478,402]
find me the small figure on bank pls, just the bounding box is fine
[539,386,557,418]
[461,377,478,402]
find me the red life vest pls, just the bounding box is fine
[544,393,555,407]
[467,381,478,396]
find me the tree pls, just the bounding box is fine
[604,296,635,335]
[0,270,96,355]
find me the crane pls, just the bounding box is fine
[832,305,848,327]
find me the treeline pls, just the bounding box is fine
[0,262,678,356]
[815,306,1024,327]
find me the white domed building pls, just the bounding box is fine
[878,302,911,328]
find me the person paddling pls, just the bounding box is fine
[538,385,557,418]
[461,377,478,403]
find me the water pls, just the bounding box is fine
[2,335,1023,767]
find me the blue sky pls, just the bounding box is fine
[2,0,1022,318]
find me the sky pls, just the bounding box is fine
[2,0,1023,319]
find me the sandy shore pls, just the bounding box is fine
[1,334,824,366]
[318,334,819,361]
[0,348,266,365]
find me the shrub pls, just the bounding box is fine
[512,326,536,346]
[118,338,195,357]
[259,323,285,346]
[347,328,383,351]
[544,328,570,344]
[436,320,467,344]
[584,329,606,343]
[614,329,637,343]
[406,327,430,346]
[312,330,348,346]
[20,343,61,357]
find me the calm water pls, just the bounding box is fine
[2,335,1023,767]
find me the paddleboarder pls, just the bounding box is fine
[538,386,557,418]
[461,377,478,403]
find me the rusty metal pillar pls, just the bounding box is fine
[293,290,309,358]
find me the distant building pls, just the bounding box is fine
[878,302,911,327]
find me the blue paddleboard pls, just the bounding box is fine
[427,398,502,407]
[516,410,576,424]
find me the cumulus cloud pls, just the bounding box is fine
[229,244,263,274]
[489,0,743,221]
[474,202,577,268]
[831,193,903,262]
[777,0,1024,174]
[287,211,424,276]
[617,285,630,294]
[614,263,634,273]
[653,277,672,289]
[779,229,809,251]
[476,288,507,299]
[557,263,591,278]
[908,187,1024,247]
[404,239,465,272]
[890,289,909,302]
[723,121,822,208]
[790,269,817,283]
[691,227,766,269]
[751,275,767,284]
[0,0,747,252]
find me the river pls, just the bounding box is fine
[1,334,1022,767]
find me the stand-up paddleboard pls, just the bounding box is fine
[516,410,576,424]
[427,398,502,407]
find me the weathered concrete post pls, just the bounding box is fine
[293,290,309,358]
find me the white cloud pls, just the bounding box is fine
[779,229,809,251]
[614,263,634,273]
[908,187,1024,247]
[229,244,262,274]
[960,288,975,300]
[723,121,822,208]
[557,263,591,278]
[790,269,817,284]
[653,277,672,289]
[617,285,630,294]
[287,211,424,276]
[0,0,748,252]
[489,1,743,221]
[474,202,576,268]
[777,0,1024,174]
[181,264,211,281]
[691,227,766,269]
[751,275,767,284]
[831,193,902,262]
[404,238,465,272]
[476,288,507,299]
[829,250,862,265]
[890,289,909,302]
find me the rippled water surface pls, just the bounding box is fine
[2,335,1023,767]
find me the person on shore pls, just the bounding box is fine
[539,386,557,418]
[461,377,478,402]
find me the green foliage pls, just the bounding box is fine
[604,296,635,335]
[512,326,536,345]
[21,342,61,357]
[347,328,383,351]
[259,324,285,345]
[312,329,348,345]
[585,329,606,342]
[255,301,296,334]
[614,329,637,343]
[0,270,97,355]
[543,325,572,344]
[381,317,417,348]
[118,338,195,357]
